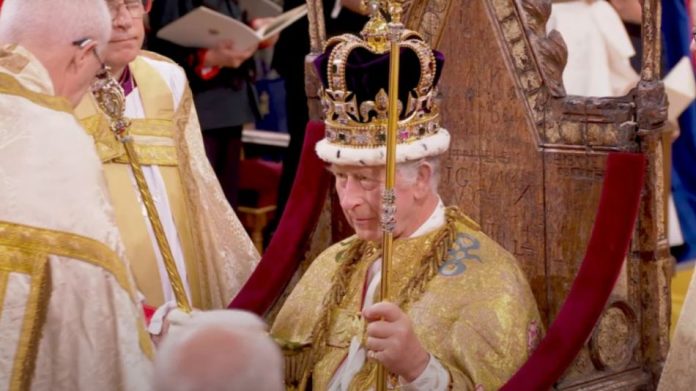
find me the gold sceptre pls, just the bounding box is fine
[369,1,404,390]
[92,69,192,313]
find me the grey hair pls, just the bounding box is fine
[154,310,284,391]
[0,0,111,53]
[396,155,441,192]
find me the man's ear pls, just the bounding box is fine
[415,162,434,199]
[70,41,98,73]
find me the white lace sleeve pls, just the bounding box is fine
[399,355,450,391]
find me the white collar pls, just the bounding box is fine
[408,197,446,238]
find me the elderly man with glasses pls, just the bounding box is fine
[0,0,154,389]
[75,0,260,336]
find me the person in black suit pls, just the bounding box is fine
[147,0,276,209]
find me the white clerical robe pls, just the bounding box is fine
[121,56,194,307]
[547,0,640,97]
[0,44,153,390]
[76,52,259,312]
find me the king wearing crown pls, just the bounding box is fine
[271,2,541,390]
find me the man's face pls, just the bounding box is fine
[105,0,146,70]
[332,164,419,242]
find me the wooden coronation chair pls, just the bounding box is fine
[231,0,671,389]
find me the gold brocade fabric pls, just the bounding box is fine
[0,45,153,390]
[75,53,259,309]
[0,45,71,114]
[272,208,542,390]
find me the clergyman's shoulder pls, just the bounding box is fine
[137,51,187,82]
[139,50,177,65]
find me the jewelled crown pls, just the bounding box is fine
[314,1,449,166]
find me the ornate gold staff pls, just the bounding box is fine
[374,1,404,390]
[92,69,192,313]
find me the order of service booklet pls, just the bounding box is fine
[156,4,307,50]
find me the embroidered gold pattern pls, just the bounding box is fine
[0,250,51,391]
[273,206,541,390]
[172,86,213,308]
[0,73,72,114]
[0,222,155,359]
[0,270,8,311]
[81,114,178,165]
[298,208,462,390]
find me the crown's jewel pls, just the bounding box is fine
[314,1,448,165]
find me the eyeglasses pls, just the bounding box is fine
[108,0,152,21]
[73,38,108,76]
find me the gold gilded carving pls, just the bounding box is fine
[517,0,567,97]
[402,0,455,49]
[306,0,327,53]
[589,302,639,371]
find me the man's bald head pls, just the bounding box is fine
[0,0,111,106]
[155,310,284,391]
[0,0,110,53]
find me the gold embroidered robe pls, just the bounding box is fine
[75,52,259,309]
[272,209,542,390]
[0,44,153,390]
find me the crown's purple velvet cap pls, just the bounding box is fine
[314,43,445,118]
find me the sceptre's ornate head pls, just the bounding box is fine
[314,0,449,166]
[91,68,131,141]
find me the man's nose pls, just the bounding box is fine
[339,177,363,211]
[112,5,134,30]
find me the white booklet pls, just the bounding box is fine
[156,4,307,51]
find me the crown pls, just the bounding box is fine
[314,1,449,165]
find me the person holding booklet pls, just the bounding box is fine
[148,0,280,210]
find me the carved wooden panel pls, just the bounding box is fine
[436,0,549,323]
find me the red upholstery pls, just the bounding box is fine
[229,121,331,314]
[239,158,282,207]
[501,152,646,390]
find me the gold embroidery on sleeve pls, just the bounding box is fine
[0,250,51,391]
[0,270,8,311]
[0,222,155,359]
